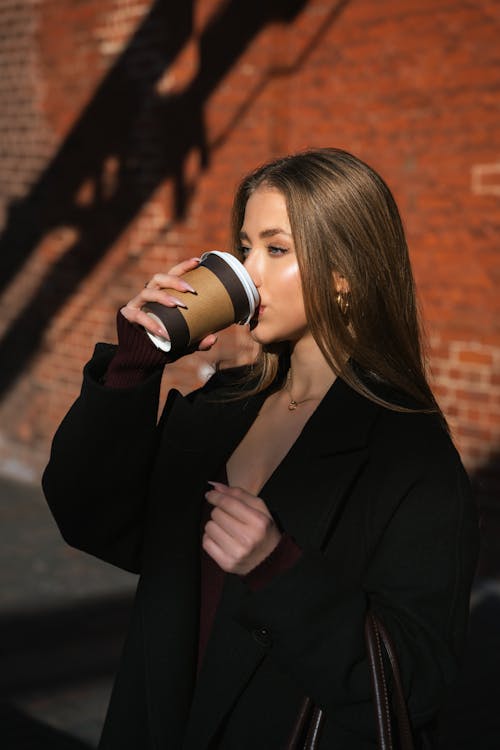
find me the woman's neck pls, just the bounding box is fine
[287,336,337,403]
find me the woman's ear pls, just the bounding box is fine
[333,271,350,294]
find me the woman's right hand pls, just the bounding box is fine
[119,257,218,352]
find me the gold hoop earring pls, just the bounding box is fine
[336,291,350,318]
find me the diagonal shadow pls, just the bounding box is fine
[0,0,310,397]
[0,0,195,295]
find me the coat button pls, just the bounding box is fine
[252,627,272,647]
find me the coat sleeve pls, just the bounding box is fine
[233,418,479,733]
[41,343,180,573]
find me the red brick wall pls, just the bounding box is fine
[1,0,499,517]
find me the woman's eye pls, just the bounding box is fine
[239,246,251,258]
[268,246,288,256]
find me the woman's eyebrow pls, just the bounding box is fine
[239,228,292,240]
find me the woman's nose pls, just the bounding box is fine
[243,250,261,288]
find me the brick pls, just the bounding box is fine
[456,389,491,404]
[0,0,500,486]
[458,350,494,366]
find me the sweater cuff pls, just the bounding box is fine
[103,311,170,388]
[243,534,303,592]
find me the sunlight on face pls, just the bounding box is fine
[240,187,308,345]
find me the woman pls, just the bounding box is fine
[42,148,479,749]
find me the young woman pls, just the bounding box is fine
[42,148,479,749]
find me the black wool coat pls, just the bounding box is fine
[42,344,479,749]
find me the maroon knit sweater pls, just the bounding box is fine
[104,312,302,671]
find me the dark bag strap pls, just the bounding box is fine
[285,610,415,750]
[365,611,415,750]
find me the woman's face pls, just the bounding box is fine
[240,186,308,346]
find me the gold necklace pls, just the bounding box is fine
[285,370,319,411]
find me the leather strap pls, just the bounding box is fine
[365,611,393,748]
[285,611,415,750]
[285,696,314,749]
[365,612,415,750]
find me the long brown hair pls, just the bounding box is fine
[225,147,444,422]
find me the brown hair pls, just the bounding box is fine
[225,147,444,423]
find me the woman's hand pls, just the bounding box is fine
[119,257,218,351]
[203,481,282,575]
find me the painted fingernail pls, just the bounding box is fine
[157,328,170,339]
[207,480,226,489]
[179,280,196,294]
[170,297,188,308]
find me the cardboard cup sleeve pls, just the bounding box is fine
[143,251,260,353]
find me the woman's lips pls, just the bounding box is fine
[249,305,265,330]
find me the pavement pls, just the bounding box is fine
[0,474,136,749]
[1,474,500,749]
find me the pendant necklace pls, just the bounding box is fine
[285,370,318,411]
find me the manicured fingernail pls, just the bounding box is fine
[179,280,196,294]
[207,480,225,488]
[157,328,170,339]
[171,297,188,308]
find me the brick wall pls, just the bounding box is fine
[1,0,499,524]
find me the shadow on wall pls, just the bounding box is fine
[0,0,340,398]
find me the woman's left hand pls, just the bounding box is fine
[203,481,281,575]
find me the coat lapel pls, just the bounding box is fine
[183,376,380,750]
[257,376,377,549]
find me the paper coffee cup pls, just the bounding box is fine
[143,251,260,353]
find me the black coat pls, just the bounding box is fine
[42,344,479,749]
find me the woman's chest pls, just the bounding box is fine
[225,396,318,496]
